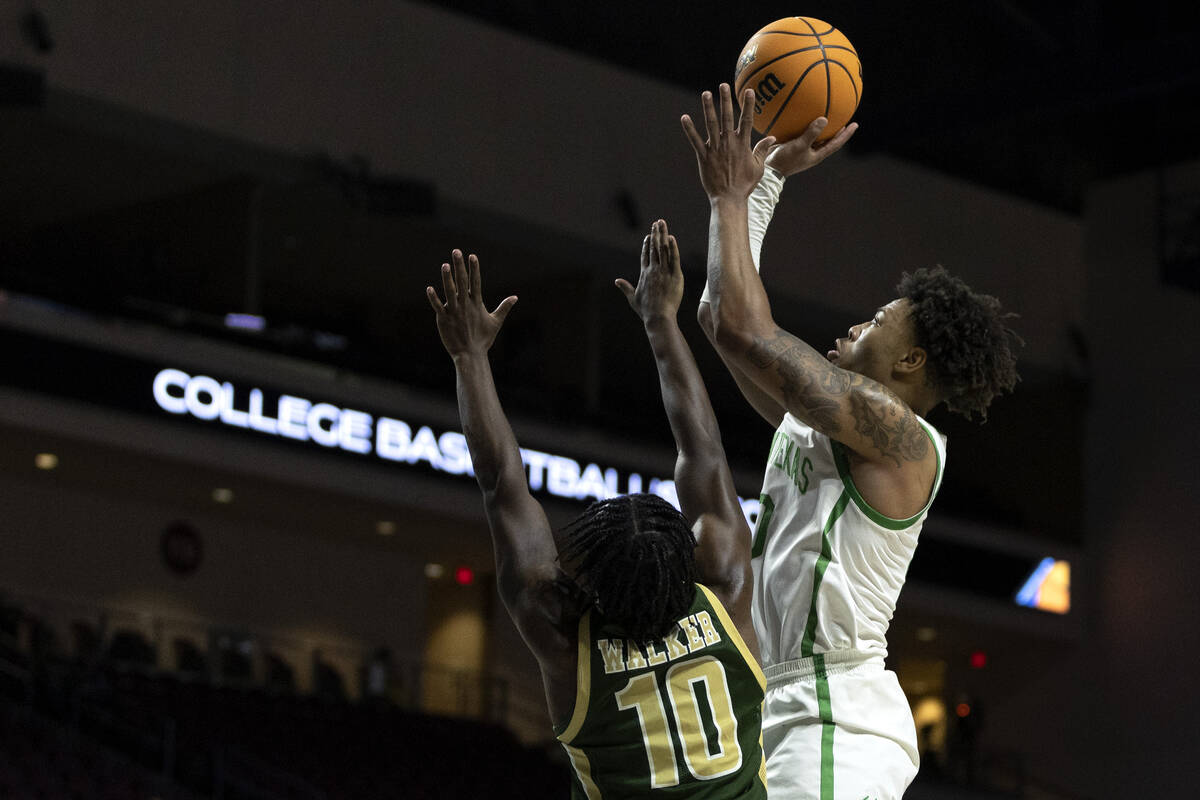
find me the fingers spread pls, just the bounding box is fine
[681,115,706,154]
[440,263,457,308]
[738,88,756,140]
[469,253,482,299]
[425,286,443,314]
[492,295,518,324]
[701,91,719,141]
[719,83,735,136]
[451,250,470,301]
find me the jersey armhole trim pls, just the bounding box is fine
[555,610,592,744]
[696,583,767,691]
[829,419,944,531]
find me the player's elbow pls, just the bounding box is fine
[710,311,756,356]
[478,467,523,505]
[697,302,717,342]
[711,301,773,357]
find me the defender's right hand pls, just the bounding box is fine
[616,219,684,324]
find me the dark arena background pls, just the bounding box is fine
[1,2,1198,798]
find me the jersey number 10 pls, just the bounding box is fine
[614,655,743,788]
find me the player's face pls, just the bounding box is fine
[828,298,917,383]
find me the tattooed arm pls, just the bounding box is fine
[719,314,936,520]
[683,84,935,514]
[697,302,785,429]
[742,328,930,469]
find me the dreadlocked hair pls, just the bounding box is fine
[558,493,697,644]
[897,266,1023,421]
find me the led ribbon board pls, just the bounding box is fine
[151,367,762,522]
[0,327,759,522]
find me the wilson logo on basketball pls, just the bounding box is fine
[734,16,862,142]
[735,43,758,77]
[753,73,785,113]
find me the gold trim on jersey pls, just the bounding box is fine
[563,743,603,800]
[758,729,768,790]
[696,584,766,691]
[557,610,592,744]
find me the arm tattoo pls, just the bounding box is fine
[747,331,846,433]
[748,329,929,466]
[848,387,930,467]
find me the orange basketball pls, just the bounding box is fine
[733,17,862,143]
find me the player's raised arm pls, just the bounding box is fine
[426,251,563,650]
[681,85,928,472]
[616,220,754,619]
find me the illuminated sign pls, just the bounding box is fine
[151,367,761,523]
[1014,557,1071,614]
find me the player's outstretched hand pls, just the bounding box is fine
[616,219,684,324]
[427,250,517,358]
[681,83,776,202]
[764,117,858,177]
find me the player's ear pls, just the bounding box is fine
[895,346,927,375]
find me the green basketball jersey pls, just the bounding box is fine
[554,584,767,799]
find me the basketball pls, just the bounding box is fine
[733,17,862,143]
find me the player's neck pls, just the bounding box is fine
[887,378,935,419]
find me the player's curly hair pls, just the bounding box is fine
[897,266,1022,420]
[559,493,696,644]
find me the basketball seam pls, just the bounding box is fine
[827,60,861,108]
[760,23,836,37]
[798,17,833,118]
[763,60,827,137]
[742,19,861,138]
[735,45,858,91]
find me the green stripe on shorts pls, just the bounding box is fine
[803,494,847,800]
[814,653,835,800]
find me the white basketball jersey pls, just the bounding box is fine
[750,413,946,667]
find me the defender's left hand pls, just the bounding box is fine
[616,219,684,323]
[681,84,777,202]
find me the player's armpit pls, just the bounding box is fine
[742,326,930,468]
[691,511,753,594]
[509,563,578,650]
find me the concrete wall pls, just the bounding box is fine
[981,159,1200,795]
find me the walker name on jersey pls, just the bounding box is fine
[768,430,814,494]
[597,611,722,675]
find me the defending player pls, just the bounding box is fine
[426,220,767,798]
[680,84,1020,799]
